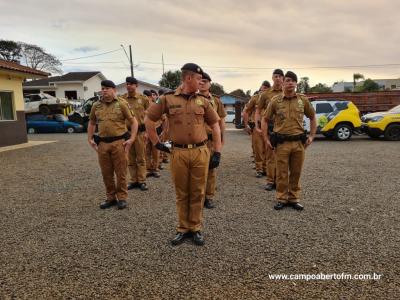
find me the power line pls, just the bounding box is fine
[60,49,122,62]
[137,61,400,70]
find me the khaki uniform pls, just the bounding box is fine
[257,87,282,184]
[264,93,315,203]
[245,94,265,173]
[147,87,219,233]
[204,94,227,200]
[89,98,134,201]
[146,113,163,173]
[121,92,149,184]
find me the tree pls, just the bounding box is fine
[229,89,248,99]
[297,77,310,93]
[0,40,22,62]
[20,43,62,74]
[353,73,364,90]
[159,70,181,90]
[309,83,333,93]
[210,82,225,95]
[355,78,380,92]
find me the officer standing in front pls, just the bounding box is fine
[145,63,222,246]
[264,71,317,210]
[121,77,150,191]
[199,72,227,209]
[257,69,284,191]
[87,80,138,209]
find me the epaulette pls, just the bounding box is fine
[163,91,175,95]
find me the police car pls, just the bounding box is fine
[304,99,362,141]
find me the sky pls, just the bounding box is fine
[1,0,400,93]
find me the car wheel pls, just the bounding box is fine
[27,128,36,134]
[39,105,51,115]
[66,127,75,134]
[334,124,352,141]
[384,124,400,141]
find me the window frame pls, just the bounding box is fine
[0,90,16,121]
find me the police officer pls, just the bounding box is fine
[258,69,284,191]
[145,63,221,246]
[88,80,138,209]
[243,81,270,177]
[264,71,317,210]
[121,77,150,191]
[199,72,227,209]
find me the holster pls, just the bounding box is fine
[156,125,163,136]
[269,132,279,148]
[138,124,146,133]
[93,135,101,145]
[248,122,255,129]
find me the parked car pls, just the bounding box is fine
[24,93,70,115]
[361,104,400,140]
[26,114,83,134]
[304,99,362,141]
[66,96,100,131]
[225,110,235,123]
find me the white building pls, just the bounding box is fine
[23,71,106,100]
[116,80,164,96]
[332,82,354,93]
[332,78,400,92]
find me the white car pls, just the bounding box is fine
[225,110,235,123]
[24,93,69,115]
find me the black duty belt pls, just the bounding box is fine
[172,140,207,149]
[94,132,130,145]
[248,122,255,129]
[207,133,213,141]
[128,124,146,132]
[277,133,305,141]
[156,125,163,136]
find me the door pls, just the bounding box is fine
[65,91,77,100]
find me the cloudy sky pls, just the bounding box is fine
[1,0,400,92]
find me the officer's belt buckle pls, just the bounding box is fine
[187,144,193,149]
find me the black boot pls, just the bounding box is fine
[192,231,205,246]
[139,183,148,191]
[274,202,286,210]
[291,202,304,211]
[100,200,117,209]
[204,199,215,209]
[171,232,191,246]
[117,200,127,209]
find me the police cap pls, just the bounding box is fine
[181,63,203,75]
[101,80,116,88]
[273,69,284,76]
[284,71,298,82]
[126,77,138,84]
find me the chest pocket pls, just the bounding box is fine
[194,107,205,125]
[108,109,124,121]
[169,107,184,125]
[276,104,287,124]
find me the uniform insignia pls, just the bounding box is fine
[196,98,203,106]
[155,98,161,104]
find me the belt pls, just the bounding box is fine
[94,132,130,144]
[277,133,304,141]
[128,124,146,132]
[207,133,213,141]
[172,140,207,149]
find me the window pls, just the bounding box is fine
[391,85,396,89]
[65,90,77,100]
[334,102,348,111]
[0,91,15,120]
[315,103,334,114]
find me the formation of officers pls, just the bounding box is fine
[87,62,317,246]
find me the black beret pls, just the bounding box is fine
[143,90,152,97]
[150,89,157,95]
[284,71,298,82]
[262,80,271,88]
[126,77,138,84]
[202,72,212,81]
[273,69,284,76]
[101,80,116,88]
[158,89,165,95]
[181,63,203,75]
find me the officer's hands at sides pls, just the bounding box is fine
[244,126,252,135]
[88,139,98,152]
[255,127,262,134]
[123,139,134,154]
[305,136,314,148]
[155,142,171,153]
[209,152,221,169]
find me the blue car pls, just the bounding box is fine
[26,114,83,134]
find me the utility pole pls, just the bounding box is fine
[129,45,134,77]
[162,53,165,75]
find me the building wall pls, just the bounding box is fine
[53,83,84,100]
[0,72,28,146]
[83,74,102,99]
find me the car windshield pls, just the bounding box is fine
[54,114,68,122]
[41,93,57,100]
[389,105,400,113]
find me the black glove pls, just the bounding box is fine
[155,142,171,153]
[209,152,221,169]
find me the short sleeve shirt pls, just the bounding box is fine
[89,98,133,137]
[264,93,315,135]
[146,87,220,144]
[203,93,227,134]
[257,87,282,115]
[121,92,149,125]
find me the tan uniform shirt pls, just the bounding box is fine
[265,93,315,135]
[257,87,282,115]
[121,92,149,125]
[202,93,227,134]
[89,98,133,137]
[146,87,220,144]
[244,94,259,121]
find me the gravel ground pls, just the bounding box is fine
[1,128,399,299]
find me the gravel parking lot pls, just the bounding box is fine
[1,129,399,299]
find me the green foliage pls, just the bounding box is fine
[309,83,333,93]
[355,78,380,92]
[159,70,182,90]
[0,40,22,62]
[297,77,310,93]
[210,82,225,95]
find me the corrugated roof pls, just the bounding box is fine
[23,71,101,86]
[0,59,49,77]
